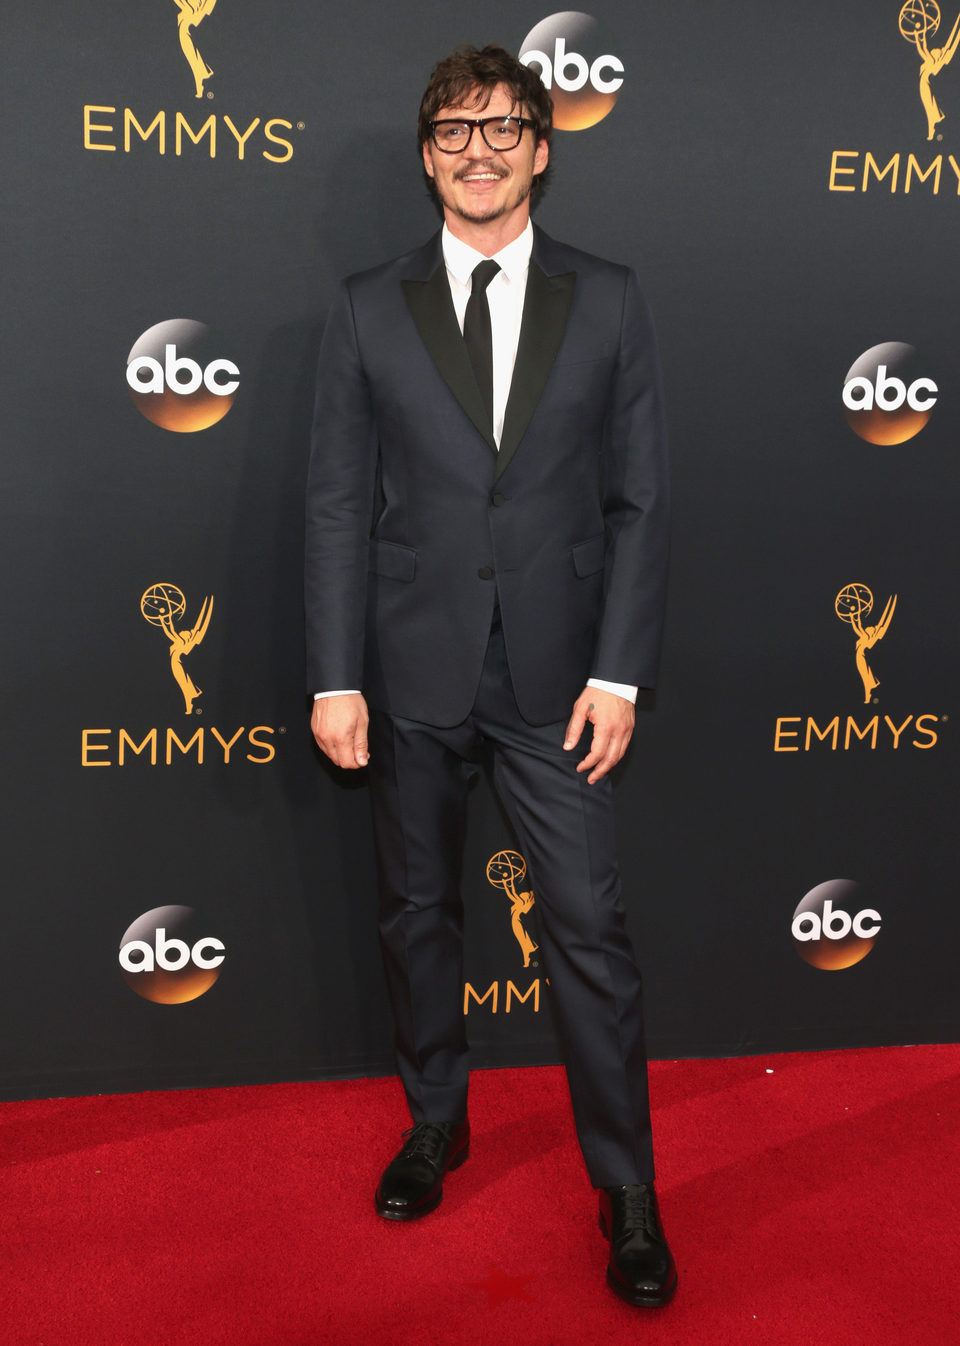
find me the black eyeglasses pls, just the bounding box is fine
[429,116,536,154]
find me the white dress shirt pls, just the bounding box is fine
[316,221,637,706]
[440,221,532,449]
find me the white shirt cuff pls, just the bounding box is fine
[586,678,638,704]
[317,682,637,703]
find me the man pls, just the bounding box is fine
[305,45,674,1307]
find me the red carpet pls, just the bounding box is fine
[2,1045,958,1346]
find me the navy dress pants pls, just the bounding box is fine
[367,615,655,1188]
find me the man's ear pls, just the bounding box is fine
[422,141,435,180]
[533,138,549,178]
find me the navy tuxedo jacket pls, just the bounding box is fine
[305,226,669,727]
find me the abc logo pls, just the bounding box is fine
[842,342,937,445]
[791,880,881,971]
[520,12,623,131]
[126,319,239,433]
[119,905,225,1003]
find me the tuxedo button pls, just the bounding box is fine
[491,493,507,507]
[477,566,494,580]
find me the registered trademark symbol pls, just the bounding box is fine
[532,961,539,968]
[279,726,287,735]
[195,708,202,716]
[937,133,942,141]
[941,714,948,722]
[207,92,214,100]
[297,122,305,131]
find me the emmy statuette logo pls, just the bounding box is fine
[174,0,220,100]
[519,13,624,130]
[486,850,539,968]
[463,851,546,1015]
[827,5,960,194]
[141,582,213,715]
[81,2,299,163]
[119,905,225,1003]
[772,584,941,753]
[900,1,960,139]
[835,583,897,704]
[78,578,280,768]
[791,881,881,970]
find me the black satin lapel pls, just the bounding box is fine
[496,264,575,481]
[402,269,497,455]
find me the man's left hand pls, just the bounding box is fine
[563,687,635,784]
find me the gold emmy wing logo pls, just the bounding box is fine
[900,1,960,139]
[141,582,214,714]
[486,850,539,968]
[835,583,897,703]
[175,0,219,100]
[771,584,937,753]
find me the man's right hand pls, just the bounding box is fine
[311,693,370,769]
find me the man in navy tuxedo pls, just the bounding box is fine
[305,44,674,1307]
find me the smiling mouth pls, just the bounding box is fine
[456,168,507,183]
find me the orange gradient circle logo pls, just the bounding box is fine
[791,881,881,970]
[520,12,624,130]
[842,342,937,444]
[126,319,239,432]
[119,905,225,1003]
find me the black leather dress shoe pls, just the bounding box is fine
[599,1183,678,1307]
[374,1120,470,1221]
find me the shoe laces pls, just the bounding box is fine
[618,1185,660,1238]
[400,1122,452,1164]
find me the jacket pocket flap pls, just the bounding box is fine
[572,534,605,578]
[369,538,416,582]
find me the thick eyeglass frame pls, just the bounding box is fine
[428,115,537,154]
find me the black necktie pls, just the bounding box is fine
[463,260,501,433]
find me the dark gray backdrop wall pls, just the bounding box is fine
[1,1,957,1101]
